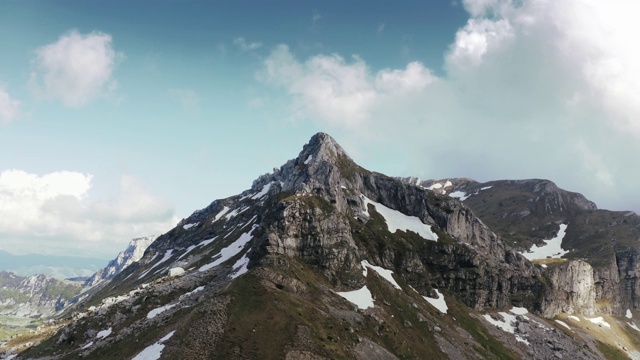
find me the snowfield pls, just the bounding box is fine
[199,226,257,272]
[361,260,401,289]
[96,327,112,339]
[132,331,175,360]
[423,289,448,314]
[337,286,374,310]
[361,195,438,241]
[147,303,178,319]
[521,224,569,260]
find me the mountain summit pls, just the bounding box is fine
[13,133,640,359]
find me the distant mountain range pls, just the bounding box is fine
[0,251,107,279]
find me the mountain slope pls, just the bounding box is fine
[12,133,640,359]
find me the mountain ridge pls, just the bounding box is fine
[10,132,640,360]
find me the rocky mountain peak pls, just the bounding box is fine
[298,132,351,165]
[85,235,156,287]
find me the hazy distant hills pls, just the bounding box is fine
[0,250,106,279]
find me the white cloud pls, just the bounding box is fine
[233,37,263,52]
[261,45,434,128]
[0,170,176,257]
[259,1,640,213]
[0,85,20,124]
[446,18,514,69]
[30,30,121,107]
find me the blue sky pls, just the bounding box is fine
[2,0,640,259]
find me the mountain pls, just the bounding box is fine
[84,236,157,288]
[0,271,81,317]
[9,133,640,359]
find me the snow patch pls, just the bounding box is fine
[555,320,571,330]
[448,190,470,201]
[629,322,640,332]
[337,286,374,310]
[427,182,443,190]
[483,312,529,345]
[230,250,251,279]
[81,341,93,349]
[521,224,569,260]
[627,309,633,319]
[213,206,231,222]
[423,289,448,314]
[304,155,313,165]
[132,331,175,360]
[199,226,256,272]
[178,236,218,260]
[361,260,401,289]
[179,286,205,301]
[251,183,272,200]
[361,195,438,241]
[182,222,198,230]
[147,303,178,319]
[510,307,529,315]
[138,249,174,280]
[587,316,611,328]
[96,327,112,339]
[568,315,581,322]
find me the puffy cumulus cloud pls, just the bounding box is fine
[260,1,640,213]
[0,170,177,257]
[0,85,20,124]
[30,30,121,107]
[261,45,434,128]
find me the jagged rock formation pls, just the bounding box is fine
[84,236,156,287]
[12,133,640,359]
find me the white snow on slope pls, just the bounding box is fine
[304,155,313,165]
[178,286,205,301]
[230,250,251,279]
[251,183,272,200]
[510,307,529,315]
[138,249,174,279]
[627,309,633,319]
[361,260,401,289]
[147,303,178,319]
[96,327,112,339]
[587,316,611,328]
[629,322,640,332]
[213,206,231,222]
[555,320,571,330]
[423,289,448,314]
[178,236,218,260]
[521,224,569,260]
[132,330,175,360]
[568,315,581,322]
[448,191,470,201]
[199,226,256,272]
[483,312,529,345]
[361,195,438,241]
[81,341,93,349]
[337,286,374,310]
[182,222,198,230]
[427,182,443,190]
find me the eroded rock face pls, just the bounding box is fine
[253,133,546,311]
[543,261,596,317]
